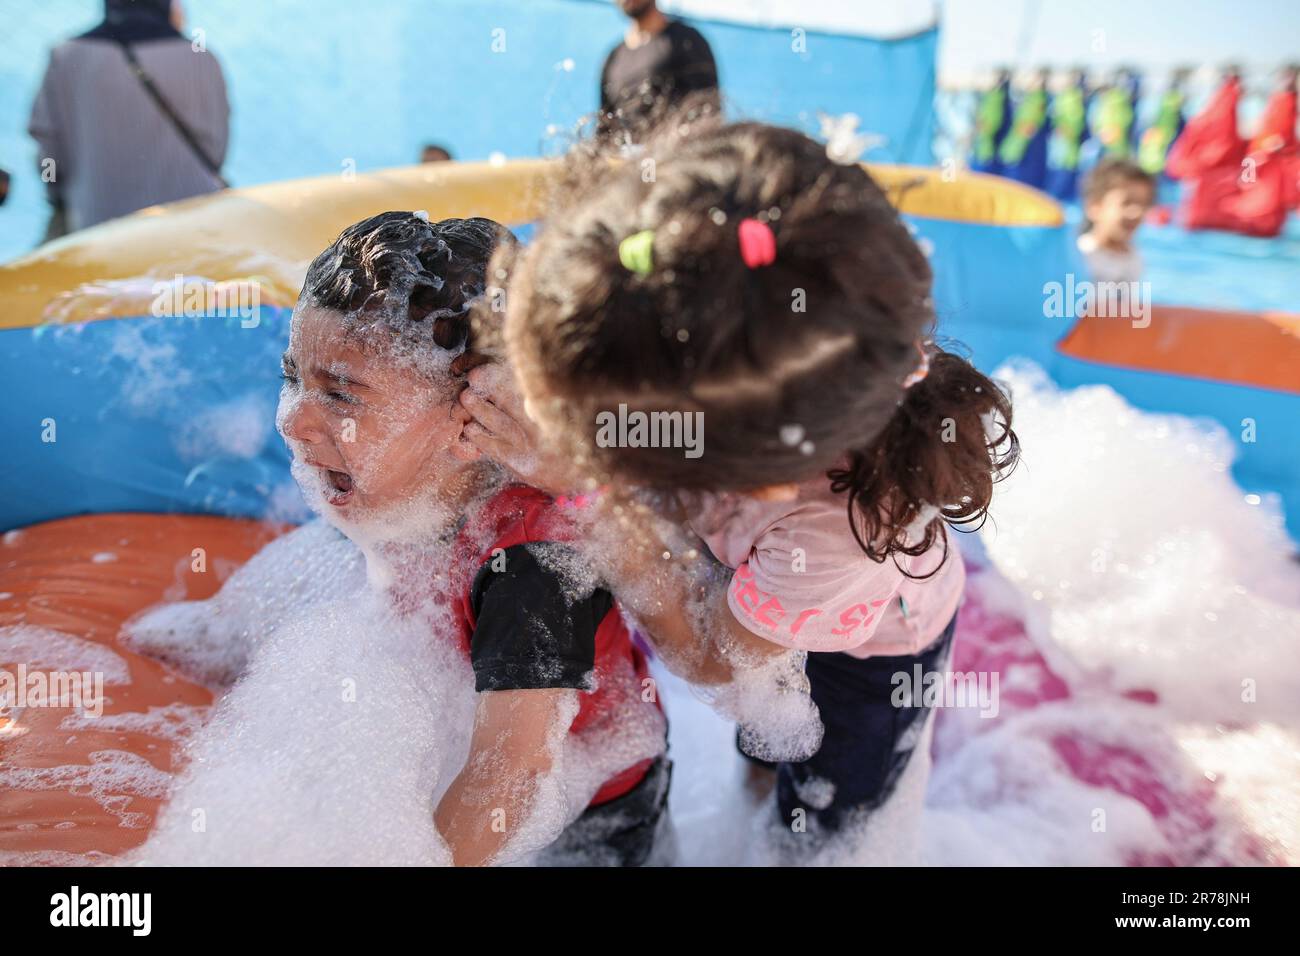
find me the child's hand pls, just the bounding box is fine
[459,363,582,496]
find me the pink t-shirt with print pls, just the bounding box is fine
[682,481,964,658]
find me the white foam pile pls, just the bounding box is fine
[0,625,132,686]
[125,525,665,866]
[133,581,476,866]
[121,520,364,687]
[920,362,1300,866]
[979,362,1300,722]
[13,310,1296,866]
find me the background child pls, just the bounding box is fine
[178,211,668,866]
[1078,157,1157,284]
[461,122,1019,846]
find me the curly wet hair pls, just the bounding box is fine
[301,212,516,356]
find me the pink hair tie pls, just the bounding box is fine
[737,218,776,269]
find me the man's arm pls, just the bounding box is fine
[434,687,577,867]
[193,49,231,171]
[670,25,719,99]
[596,47,619,138]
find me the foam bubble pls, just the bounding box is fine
[121,520,364,687]
[0,625,132,685]
[104,359,1300,866]
[0,750,171,830]
[982,361,1300,723]
[132,586,475,865]
[174,392,275,462]
[128,522,664,866]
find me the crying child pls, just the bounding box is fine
[127,212,670,866]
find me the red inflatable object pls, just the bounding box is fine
[1168,78,1298,238]
[1167,78,1245,179]
[1250,88,1300,211]
[1146,205,1173,226]
[1180,159,1293,237]
[1249,88,1297,156]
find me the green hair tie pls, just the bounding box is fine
[618,229,655,276]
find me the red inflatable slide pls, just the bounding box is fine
[1168,74,1299,238]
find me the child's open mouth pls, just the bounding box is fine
[324,468,354,506]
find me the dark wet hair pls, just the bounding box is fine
[504,121,1019,571]
[302,212,516,355]
[1083,157,1156,205]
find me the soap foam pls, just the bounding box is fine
[34,352,1295,867]
[121,520,364,687]
[0,625,132,686]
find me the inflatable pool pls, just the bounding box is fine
[2,159,1296,864]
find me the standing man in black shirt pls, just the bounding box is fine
[598,0,719,144]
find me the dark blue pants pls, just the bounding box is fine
[539,755,673,866]
[744,613,958,833]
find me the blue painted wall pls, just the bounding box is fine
[0,0,936,261]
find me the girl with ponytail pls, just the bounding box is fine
[459,120,1019,840]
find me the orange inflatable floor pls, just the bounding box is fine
[1058,304,1300,395]
[0,513,284,862]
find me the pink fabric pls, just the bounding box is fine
[935,565,1276,865]
[682,480,965,658]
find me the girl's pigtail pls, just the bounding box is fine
[828,347,1019,576]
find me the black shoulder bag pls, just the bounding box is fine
[116,40,230,189]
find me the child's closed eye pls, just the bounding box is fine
[325,390,360,408]
[279,371,356,407]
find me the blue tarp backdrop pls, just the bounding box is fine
[0,0,937,261]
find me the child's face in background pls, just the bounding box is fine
[1086,180,1155,247]
[277,304,482,522]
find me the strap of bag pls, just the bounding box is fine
[116,40,230,188]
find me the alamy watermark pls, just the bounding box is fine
[594,404,704,459]
[891,664,999,718]
[1,665,104,718]
[50,886,150,935]
[151,273,262,328]
[1044,273,1152,328]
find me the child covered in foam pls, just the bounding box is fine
[127,212,668,866]
[460,121,1019,853]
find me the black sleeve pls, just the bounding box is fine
[670,24,719,97]
[599,47,615,114]
[597,48,618,137]
[468,543,613,693]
